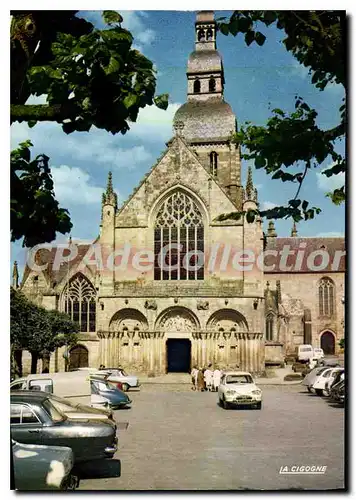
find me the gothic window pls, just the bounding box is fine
[210,151,218,176]
[318,277,335,316]
[154,191,204,281]
[266,313,274,341]
[206,28,213,40]
[193,79,201,93]
[63,274,96,332]
[197,29,205,41]
[209,76,216,92]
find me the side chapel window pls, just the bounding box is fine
[63,274,96,332]
[318,277,335,316]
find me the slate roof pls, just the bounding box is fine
[264,237,346,274]
[173,98,236,141]
[21,240,97,288]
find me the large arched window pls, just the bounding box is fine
[193,79,201,93]
[318,277,335,316]
[154,191,204,281]
[62,274,96,332]
[265,313,274,341]
[210,151,218,176]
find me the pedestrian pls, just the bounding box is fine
[213,366,221,392]
[191,365,198,390]
[197,368,205,391]
[204,364,213,392]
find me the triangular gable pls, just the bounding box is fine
[116,136,240,227]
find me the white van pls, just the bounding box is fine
[297,344,314,362]
[10,371,108,409]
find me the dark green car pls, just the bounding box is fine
[10,391,118,463]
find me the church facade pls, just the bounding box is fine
[18,11,345,376]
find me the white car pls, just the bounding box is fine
[95,368,140,392]
[313,367,344,396]
[218,371,262,410]
[313,348,324,360]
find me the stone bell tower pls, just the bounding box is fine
[173,11,243,209]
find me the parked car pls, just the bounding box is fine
[312,367,344,396]
[218,371,262,410]
[10,391,118,463]
[325,369,344,396]
[329,379,345,405]
[90,378,132,409]
[96,368,140,392]
[302,365,334,392]
[12,440,78,490]
[45,393,116,423]
[296,344,314,363]
[313,348,324,360]
[10,371,109,409]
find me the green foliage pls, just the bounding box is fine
[339,338,344,349]
[11,288,79,356]
[11,141,72,247]
[217,11,345,221]
[11,11,168,133]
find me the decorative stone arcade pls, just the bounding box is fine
[98,307,264,375]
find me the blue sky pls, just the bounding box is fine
[10,10,345,278]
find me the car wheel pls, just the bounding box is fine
[222,397,230,410]
[315,389,323,396]
[256,402,262,410]
[322,389,330,397]
[121,383,129,392]
[307,386,312,393]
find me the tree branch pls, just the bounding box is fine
[11,103,78,124]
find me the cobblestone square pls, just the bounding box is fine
[78,385,344,491]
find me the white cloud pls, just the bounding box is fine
[120,11,155,46]
[79,11,155,48]
[261,201,277,211]
[316,231,345,238]
[316,164,345,192]
[130,102,182,142]
[11,100,181,163]
[51,165,104,206]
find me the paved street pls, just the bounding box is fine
[78,385,344,491]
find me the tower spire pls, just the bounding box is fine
[106,171,114,196]
[291,221,298,237]
[12,261,19,289]
[102,171,117,209]
[245,166,258,201]
[267,221,277,237]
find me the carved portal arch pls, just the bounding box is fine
[206,309,248,332]
[109,308,148,333]
[155,306,200,334]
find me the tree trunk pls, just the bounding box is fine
[30,352,38,374]
[41,353,50,373]
[14,349,23,377]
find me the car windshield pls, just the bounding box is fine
[42,398,66,422]
[226,375,253,384]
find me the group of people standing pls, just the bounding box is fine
[191,364,221,392]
